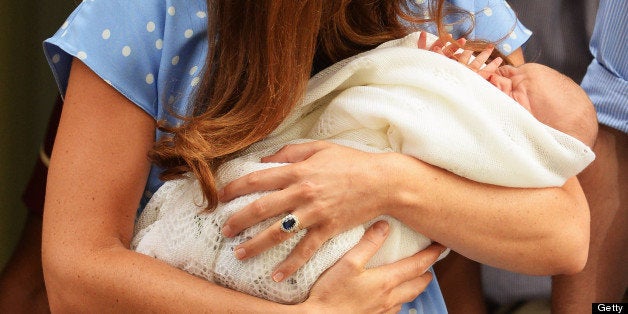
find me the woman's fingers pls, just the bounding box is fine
[377,243,446,284]
[271,229,332,281]
[219,165,292,203]
[338,221,390,267]
[220,141,332,202]
[230,205,325,260]
[393,272,434,304]
[222,184,300,237]
[261,141,330,163]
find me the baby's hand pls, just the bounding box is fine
[417,31,503,79]
[417,32,529,111]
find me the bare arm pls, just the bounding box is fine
[382,152,589,275]
[42,59,293,312]
[42,59,435,312]
[505,48,525,66]
[218,38,591,281]
[220,141,589,279]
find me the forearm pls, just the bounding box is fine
[505,47,525,66]
[41,59,296,313]
[383,153,590,275]
[43,242,291,312]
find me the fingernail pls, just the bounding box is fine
[235,248,246,260]
[434,243,448,254]
[373,221,389,236]
[222,225,233,237]
[272,272,284,282]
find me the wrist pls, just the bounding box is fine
[378,152,429,218]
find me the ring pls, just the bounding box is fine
[280,214,301,233]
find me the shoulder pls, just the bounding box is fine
[44,0,208,119]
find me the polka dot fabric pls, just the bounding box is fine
[43,0,529,213]
[447,0,532,55]
[42,2,531,312]
[43,0,209,209]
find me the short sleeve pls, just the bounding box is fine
[43,0,208,121]
[43,0,209,210]
[448,0,532,56]
[44,1,167,118]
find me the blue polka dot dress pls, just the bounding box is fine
[43,1,530,313]
[44,0,209,209]
[449,0,532,55]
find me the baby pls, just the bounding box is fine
[131,31,595,304]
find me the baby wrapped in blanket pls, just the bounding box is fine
[131,32,595,304]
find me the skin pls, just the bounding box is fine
[427,33,598,148]
[552,125,628,314]
[218,35,593,284]
[42,59,443,313]
[426,36,603,313]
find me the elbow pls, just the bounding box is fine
[42,243,89,311]
[548,176,591,275]
[551,228,589,275]
[546,205,590,275]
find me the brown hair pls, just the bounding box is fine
[150,0,479,210]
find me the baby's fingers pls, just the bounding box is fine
[482,56,503,75]
[455,49,474,65]
[417,31,428,50]
[440,37,465,58]
[468,45,495,71]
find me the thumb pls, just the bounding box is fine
[496,64,519,78]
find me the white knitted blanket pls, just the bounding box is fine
[131,32,595,304]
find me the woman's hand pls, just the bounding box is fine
[300,221,445,314]
[219,141,403,281]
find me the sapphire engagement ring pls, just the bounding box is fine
[279,214,301,233]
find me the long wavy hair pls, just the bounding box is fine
[150,0,481,210]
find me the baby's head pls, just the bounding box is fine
[494,63,598,147]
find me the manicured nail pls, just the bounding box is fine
[222,225,233,237]
[235,248,246,260]
[272,272,284,282]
